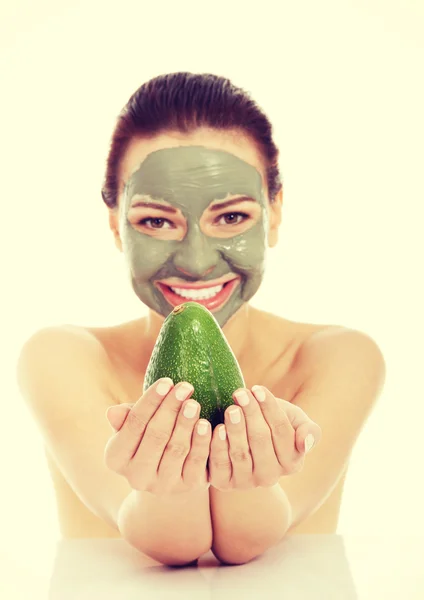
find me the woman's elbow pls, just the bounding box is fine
[131,541,209,567]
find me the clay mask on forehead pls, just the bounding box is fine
[120,146,269,328]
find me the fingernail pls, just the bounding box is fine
[251,385,266,402]
[234,389,249,406]
[176,382,193,401]
[156,378,173,396]
[305,434,315,453]
[183,401,198,418]
[197,421,209,436]
[229,408,241,424]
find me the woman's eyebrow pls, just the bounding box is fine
[130,196,257,213]
[209,196,257,211]
[130,200,177,214]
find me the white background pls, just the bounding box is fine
[1,0,423,573]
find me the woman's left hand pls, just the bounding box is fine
[208,385,322,491]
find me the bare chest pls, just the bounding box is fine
[110,318,313,407]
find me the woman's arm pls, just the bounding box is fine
[209,328,386,564]
[210,483,292,564]
[16,327,212,566]
[118,487,211,565]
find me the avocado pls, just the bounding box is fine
[143,302,245,429]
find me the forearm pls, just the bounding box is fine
[118,487,213,566]
[209,483,292,564]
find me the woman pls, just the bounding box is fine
[17,72,386,567]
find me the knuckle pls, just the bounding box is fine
[144,393,162,412]
[170,401,183,415]
[144,425,171,447]
[229,446,251,463]
[194,434,211,450]
[212,455,232,470]
[247,428,271,445]
[271,417,292,437]
[125,410,148,436]
[165,440,189,459]
[145,481,161,495]
[187,451,206,467]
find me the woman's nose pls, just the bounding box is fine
[171,226,220,280]
[175,265,215,278]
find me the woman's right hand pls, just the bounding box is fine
[104,378,212,496]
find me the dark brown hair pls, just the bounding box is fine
[101,72,282,209]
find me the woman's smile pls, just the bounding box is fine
[157,273,238,289]
[155,276,241,312]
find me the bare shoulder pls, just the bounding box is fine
[293,324,387,401]
[297,324,386,369]
[246,308,342,397]
[18,324,113,363]
[19,319,144,368]
[252,308,386,401]
[259,305,386,372]
[16,324,119,407]
[250,305,344,348]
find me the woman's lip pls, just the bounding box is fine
[156,276,239,290]
[156,278,240,312]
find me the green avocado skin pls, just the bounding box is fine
[143,302,245,430]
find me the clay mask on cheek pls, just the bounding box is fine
[119,146,270,328]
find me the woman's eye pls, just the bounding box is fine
[216,212,250,226]
[136,212,250,231]
[137,217,173,230]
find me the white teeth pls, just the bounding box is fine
[170,284,224,300]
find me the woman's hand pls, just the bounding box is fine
[104,378,212,496]
[208,386,322,491]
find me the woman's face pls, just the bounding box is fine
[110,128,282,328]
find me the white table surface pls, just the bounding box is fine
[1,535,423,599]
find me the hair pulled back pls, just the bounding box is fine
[101,72,282,209]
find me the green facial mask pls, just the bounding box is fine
[119,146,269,328]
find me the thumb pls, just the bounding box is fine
[106,403,133,431]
